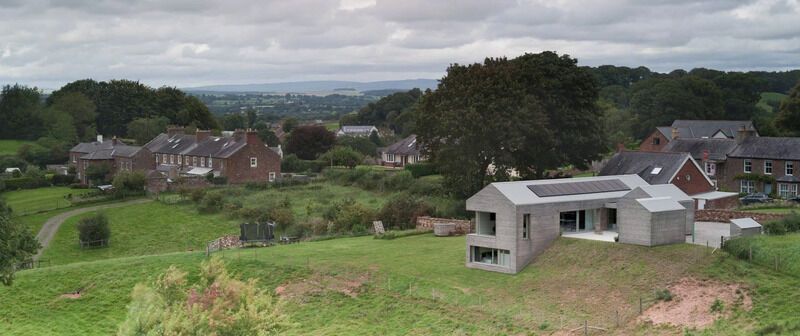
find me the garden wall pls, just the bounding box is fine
[695,210,785,223]
[416,216,473,235]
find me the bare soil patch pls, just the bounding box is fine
[275,272,369,300]
[639,277,751,329]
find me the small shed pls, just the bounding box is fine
[730,218,762,237]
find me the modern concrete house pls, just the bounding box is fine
[465,175,694,274]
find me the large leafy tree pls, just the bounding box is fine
[0,200,40,286]
[127,117,169,145]
[629,74,725,138]
[415,52,606,197]
[348,88,422,135]
[775,82,800,136]
[285,125,336,160]
[47,92,97,141]
[0,85,43,140]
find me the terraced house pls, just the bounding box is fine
[144,127,281,184]
[70,135,152,185]
[724,132,800,198]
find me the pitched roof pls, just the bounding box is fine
[599,151,691,185]
[636,197,685,212]
[70,139,128,154]
[728,137,800,160]
[109,145,143,158]
[670,120,756,138]
[338,125,376,134]
[381,134,420,156]
[662,138,738,161]
[144,133,251,159]
[731,218,761,229]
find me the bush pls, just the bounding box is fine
[1,177,34,190]
[112,171,146,198]
[324,199,374,233]
[117,257,291,335]
[190,189,206,203]
[318,146,364,169]
[408,175,445,196]
[434,198,469,219]
[378,193,432,230]
[281,154,325,173]
[763,212,800,235]
[51,174,76,186]
[404,162,437,178]
[77,213,110,244]
[198,193,224,213]
[384,170,414,191]
[655,289,673,301]
[211,176,228,185]
[762,220,787,235]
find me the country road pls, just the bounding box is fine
[33,199,152,260]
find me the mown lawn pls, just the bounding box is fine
[2,187,89,215]
[0,139,31,156]
[40,201,238,265]
[3,234,799,335]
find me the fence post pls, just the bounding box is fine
[749,245,752,262]
[615,310,619,328]
[639,297,643,314]
[584,320,588,336]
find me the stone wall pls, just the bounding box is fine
[416,216,472,235]
[695,209,785,223]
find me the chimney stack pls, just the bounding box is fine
[233,128,245,140]
[616,142,626,153]
[112,136,118,145]
[671,127,679,140]
[97,134,103,143]
[167,125,185,138]
[196,129,211,142]
[736,125,754,144]
[245,128,260,145]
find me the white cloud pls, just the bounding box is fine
[0,0,798,88]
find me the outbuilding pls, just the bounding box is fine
[730,218,762,237]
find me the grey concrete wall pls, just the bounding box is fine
[466,185,518,273]
[617,196,653,246]
[650,209,687,245]
[679,199,695,235]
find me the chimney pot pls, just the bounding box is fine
[167,125,185,137]
[671,127,679,140]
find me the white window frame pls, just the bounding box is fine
[193,156,198,166]
[178,155,182,165]
[743,159,752,173]
[705,162,716,176]
[787,162,794,176]
[740,180,755,193]
[250,157,258,168]
[201,157,206,167]
[765,160,773,175]
[779,183,798,199]
[208,157,213,167]
[269,172,276,182]
[386,153,395,162]
[522,214,530,240]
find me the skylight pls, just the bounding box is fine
[407,139,416,147]
[650,167,662,175]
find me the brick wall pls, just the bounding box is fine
[671,159,715,195]
[703,195,740,210]
[638,130,668,152]
[416,216,473,235]
[695,209,785,223]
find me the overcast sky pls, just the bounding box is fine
[1,0,799,89]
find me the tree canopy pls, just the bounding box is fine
[344,89,422,136]
[284,125,336,160]
[415,52,606,197]
[775,82,800,136]
[0,200,40,286]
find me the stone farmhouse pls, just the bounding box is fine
[378,134,425,168]
[466,175,693,274]
[639,120,757,152]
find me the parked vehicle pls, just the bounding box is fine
[739,193,772,205]
[788,195,800,204]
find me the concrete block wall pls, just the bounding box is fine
[651,209,687,245]
[617,197,653,246]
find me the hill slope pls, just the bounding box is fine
[184,79,437,94]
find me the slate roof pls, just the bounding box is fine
[381,134,420,156]
[656,127,673,139]
[70,139,128,154]
[144,133,250,159]
[671,120,756,138]
[338,125,377,135]
[728,137,800,160]
[662,138,738,161]
[599,151,691,185]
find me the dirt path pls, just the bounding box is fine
[33,199,152,260]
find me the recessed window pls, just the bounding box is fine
[685,174,691,181]
[522,214,530,240]
[744,159,752,173]
[787,162,794,176]
[193,156,198,166]
[779,183,798,198]
[250,157,257,168]
[471,246,510,267]
[269,172,276,182]
[765,160,773,175]
[652,137,660,145]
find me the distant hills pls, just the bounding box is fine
[183,79,438,94]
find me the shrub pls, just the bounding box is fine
[117,257,291,335]
[710,298,724,313]
[763,212,800,235]
[77,213,110,244]
[112,171,146,198]
[379,193,433,230]
[384,170,414,191]
[190,189,206,203]
[1,177,33,190]
[318,146,364,169]
[762,220,787,235]
[199,193,224,213]
[404,162,437,178]
[408,175,445,196]
[434,198,469,219]
[270,207,295,232]
[324,199,374,233]
[281,154,325,173]
[51,174,76,186]
[655,289,673,301]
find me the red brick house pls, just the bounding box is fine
[143,127,281,184]
[599,151,714,195]
[639,120,757,152]
[723,130,800,198]
[70,136,152,185]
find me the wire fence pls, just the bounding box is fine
[722,235,800,277]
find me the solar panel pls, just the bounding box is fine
[527,179,630,197]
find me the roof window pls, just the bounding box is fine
[650,167,662,175]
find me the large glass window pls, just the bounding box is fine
[471,246,510,267]
[476,212,496,236]
[560,211,578,232]
[779,183,798,199]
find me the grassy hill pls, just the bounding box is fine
[757,91,788,113]
[2,187,88,215]
[0,139,31,156]
[3,232,799,335]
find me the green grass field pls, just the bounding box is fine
[241,183,387,222]
[741,207,800,214]
[4,233,800,335]
[1,187,89,215]
[40,201,238,265]
[724,233,800,277]
[757,92,788,113]
[0,139,31,156]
